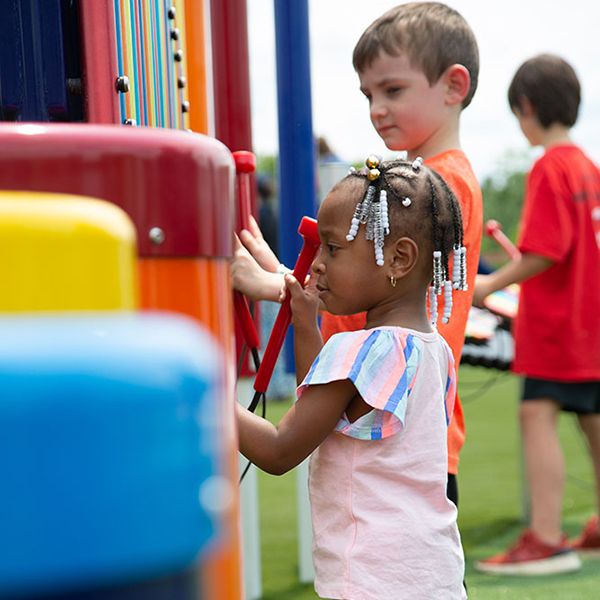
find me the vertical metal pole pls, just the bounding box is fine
[274,0,317,374]
[274,0,316,584]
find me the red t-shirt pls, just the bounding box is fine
[513,145,600,381]
[321,150,483,474]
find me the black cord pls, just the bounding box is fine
[237,343,268,483]
[240,390,267,483]
[460,371,509,404]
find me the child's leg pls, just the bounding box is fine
[520,398,564,545]
[577,413,600,516]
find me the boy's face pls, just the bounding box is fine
[358,52,450,155]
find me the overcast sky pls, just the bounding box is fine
[247,0,600,181]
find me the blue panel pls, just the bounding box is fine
[40,0,69,119]
[274,0,317,371]
[0,0,24,120]
[0,313,225,598]
[0,0,81,122]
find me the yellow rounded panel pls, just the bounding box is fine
[0,192,138,311]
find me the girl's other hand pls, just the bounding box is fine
[239,215,280,273]
[284,273,320,330]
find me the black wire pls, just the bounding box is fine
[240,390,267,483]
[238,344,268,483]
[460,371,509,404]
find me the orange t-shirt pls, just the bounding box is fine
[320,150,482,474]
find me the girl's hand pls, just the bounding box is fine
[239,215,281,273]
[284,273,320,330]
[232,235,283,302]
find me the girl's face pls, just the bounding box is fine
[313,185,391,315]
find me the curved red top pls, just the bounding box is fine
[0,124,234,257]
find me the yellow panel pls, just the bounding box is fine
[0,192,138,311]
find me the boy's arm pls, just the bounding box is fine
[239,215,281,273]
[231,235,284,301]
[237,377,354,475]
[473,252,554,306]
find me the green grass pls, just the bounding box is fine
[255,366,598,599]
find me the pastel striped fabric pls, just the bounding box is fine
[298,328,422,440]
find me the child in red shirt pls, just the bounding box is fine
[474,54,600,575]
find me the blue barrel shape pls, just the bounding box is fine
[0,313,226,598]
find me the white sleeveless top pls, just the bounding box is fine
[298,327,466,599]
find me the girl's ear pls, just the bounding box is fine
[389,236,419,279]
[443,64,470,106]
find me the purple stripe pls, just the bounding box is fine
[384,334,415,413]
[348,330,382,381]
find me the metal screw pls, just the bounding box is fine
[174,50,183,62]
[149,227,165,245]
[116,75,130,93]
[170,28,180,41]
[123,118,137,126]
[168,6,176,19]
[181,101,190,113]
[67,78,82,95]
[177,76,186,89]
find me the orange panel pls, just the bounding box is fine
[184,0,209,133]
[138,257,242,600]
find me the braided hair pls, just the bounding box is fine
[339,155,467,325]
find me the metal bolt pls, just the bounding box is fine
[177,76,186,89]
[116,75,130,93]
[174,49,183,62]
[181,100,190,113]
[149,227,166,245]
[170,28,180,41]
[168,6,176,19]
[67,78,82,95]
[123,118,137,126]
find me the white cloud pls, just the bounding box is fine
[248,0,600,180]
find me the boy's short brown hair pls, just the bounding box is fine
[352,2,479,108]
[508,54,581,128]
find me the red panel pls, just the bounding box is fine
[0,123,234,258]
[210,0,253,153]
[78,0,120,124]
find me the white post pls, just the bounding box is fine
[297,458,314,582]
[237,378,262,600]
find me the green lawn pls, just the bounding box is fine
[254,365,599,599]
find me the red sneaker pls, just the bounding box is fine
[474,529,581,575]
[571,516,600,557]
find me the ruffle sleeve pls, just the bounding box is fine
[297,328,421,440]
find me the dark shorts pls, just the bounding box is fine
[522,377,600,414]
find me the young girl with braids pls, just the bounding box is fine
[237,157,468,599]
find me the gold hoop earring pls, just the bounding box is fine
[390,276,397,288]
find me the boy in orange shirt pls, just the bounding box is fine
[234,1,482,506]
[322,2,482,505]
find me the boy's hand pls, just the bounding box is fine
[239,215,281,273]
[232,235,284,302]
[472,274,493,308]
[284,273,320,330]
